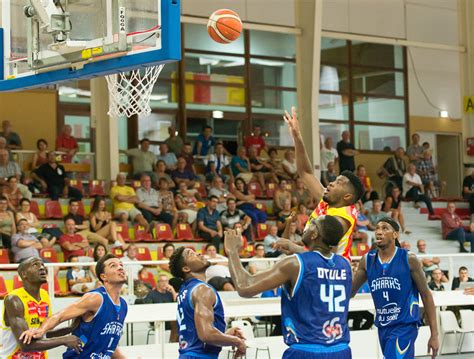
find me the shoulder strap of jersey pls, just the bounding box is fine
[188,281,219,309]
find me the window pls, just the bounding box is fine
[319,38,407,152]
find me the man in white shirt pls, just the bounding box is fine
[403,163,434,215]
[248,244,271,275]
[320,137,338,179]
[121,244,143,280]
[204,244,235,291]
[263,225,281,258]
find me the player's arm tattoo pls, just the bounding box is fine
[351,255,368,298]
[192,285,242,348]
[5,295,78,352]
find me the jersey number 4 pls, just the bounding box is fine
[320,284,346,312]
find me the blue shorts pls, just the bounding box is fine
[179,353,218,359]
[283,343,351,359]
[378,323,418,359]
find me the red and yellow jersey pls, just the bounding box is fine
[305,200,358,260]
[0,287,51,359]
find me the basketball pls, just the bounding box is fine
[207,9,242,44]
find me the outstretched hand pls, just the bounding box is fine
[224,229,242,255]
[283,106,300,138]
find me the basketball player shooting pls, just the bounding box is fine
[20,254,128,359]
[225,216,352,359]
[351,218,439,359]
[276,107,364,261]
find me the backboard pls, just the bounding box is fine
[0,0,180,91]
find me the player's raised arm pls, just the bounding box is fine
[284,107,324,202]
[4,295,82,353]
[193,285,246,357]
[225,229,299,297]
[20,292,102,344]
[351,255,368,297]
[408,254,439,359]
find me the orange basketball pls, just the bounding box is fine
[207,9,242,44]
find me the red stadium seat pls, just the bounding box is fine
[29,200,42,218]
[134,224,153,242]
[176,223,194,241]
[40,248,58,263]
[0,249,10,264]
[266,183,276,199]
[357,243,370,256]
[255,202,267,214]
[194,182,207,198]
[139,271,156,289]
[45,200,63,219]
[256,223,270,241]
[115,223,131,242]
[13,275,23,289]
[248,182,263,198]
[69,179,85,196]
[157,247,164,260]
[155,223,174,242]
[135,247,152,261]
[89,180,106,197]
[76,201,86,217]
[0,276,8,298]
[111,247,125,258]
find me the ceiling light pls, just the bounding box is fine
[439,110,449,118]
[212,110,224,119]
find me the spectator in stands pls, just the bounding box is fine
[0,120,22,150]
[110,173,149,230]
[292,177,312,207]
[451,266,474,290]
[11,219,44,263]
[204,142,231,182]
[367,199,387,227]
[89,196,127,249]
[248,244,271,275]
[89,243,107,281]
[209,176,234,213]
[206,260,235,292]
[32,151,82,200]
[197,196,223,251]
[428,268,445,291]
[0,196,14,250]
[320,137,338,182]
[0,149,21,180]
[400,241,411,250]
[248,145,278,189]
[244,125,268,156]
[204,243,227,263]
[67,255,95,294]
[287,222,302,244]
[194,125,216,156]
[417,150,441,198]
[171,157,196,188]
[337,130,358,173]
[441,202,473,253]
[407,133,424,165]
[380,147,406,192]
[0,137,10,159]
[64,198,109,248]
[156,143,177,171]
[220,198,252,241]
[274,179,292,215]
[156,178,178,226]
[383,186,410,234]
[180,143,197,177]
[276,199,293,235]
[144,274,178,303]
[264,225,281,258]
[31,139,48,169]
[55,124,78,163]
[357,165,379,203]
[157,243,175,278]
[4,176,31,211]
[136,174,174,227]
[175,181,199,224]
[296,203,309,233]
[281,149,297,180]
[416,239,446,279]
[164,126,183,155]
[422,142,431,152]
[16,198,55,247]
[122,138,156,181]
[232,177,267,225]
[353,202,371,244]
[322,161,337,187]
[403,163,434,215]
[462,170,474,214]
[59,218,90,261]
[230,146,253,184]
[267,148,287,181]
[154,160,175,189]
[121,244,143,280]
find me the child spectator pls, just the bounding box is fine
[67,256,95,294]
[322,161,337,187]
[357,165,379,203]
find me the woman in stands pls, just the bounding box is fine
[232,178,267,225]
[0,195,15,250]
[89,243,108,283]
[175,181,199,224]
[383,186,411,234]
[273,179,292,215]
[15,198,56,247]
[276,199,293,235]
[4,176,32,212]
[157,243,175,278]
[89,196,127,249]
[31,139,49,169]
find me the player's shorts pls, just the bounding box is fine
[179,353,218,359]
[377,323,418,359]
[283,343,351,359]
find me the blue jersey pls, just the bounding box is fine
[281,252,352,348]
[177,278,225,358]
[63,286,128,359]
[366,248,420,328]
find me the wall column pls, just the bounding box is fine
[91,78,119,180]
[295,0,323,175]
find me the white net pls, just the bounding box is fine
[105,64,164,117]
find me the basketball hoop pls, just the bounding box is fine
[105,64,164,117]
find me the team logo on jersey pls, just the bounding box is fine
[322,317,343,344]
[409,296,419,317]
[395,338,411,359]
[284,318,299,343]
[27,301,48,318]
